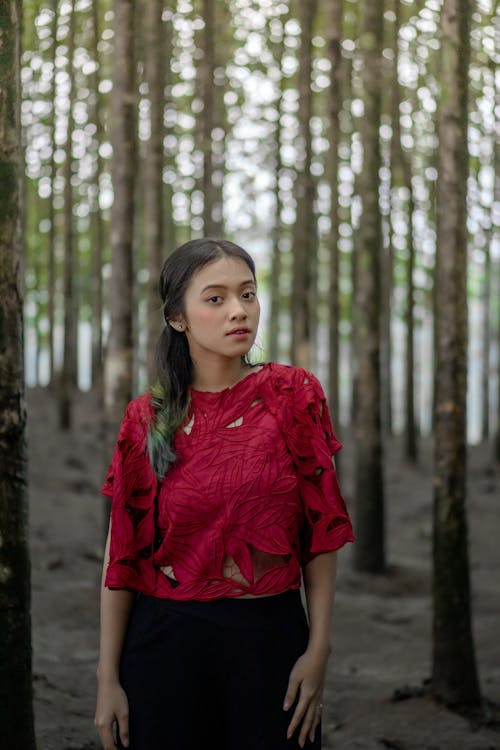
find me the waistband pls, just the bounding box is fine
[136,587,305,627]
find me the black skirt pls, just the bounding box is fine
[118,588,322,750]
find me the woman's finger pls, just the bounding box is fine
[95,717,117,750]
[283,672,300,711]
[286,687,314,740]
[298,699,318,748]
[117,709,130,748]
[309,709,321,743]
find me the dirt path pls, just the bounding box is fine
[29,387,500,750]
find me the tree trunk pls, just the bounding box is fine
[201,0,215,235]
[0,1,37,743]
[494,107,500,461]
[59,0,77,429]
[269,11,288,363]
[47,0,58,388]
[432,0,481,709]
[493,14,500,460]
[90,0,105,400]
[290,0,318,370]
[33,189,44,385]
[352,0,385,574]
[162,6,176,257]
[481,234,490,442]
[390,0,417,461]
[380,6,393,439]
[105,0,137,432]
[211,0,230,237]
[325,0,343,423]
[145,0,166,384]
[483,44,498,446]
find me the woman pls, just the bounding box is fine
[95,238,354,750]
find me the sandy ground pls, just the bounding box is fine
[28,386,500,750]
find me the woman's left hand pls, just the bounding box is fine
[282,646,328,747]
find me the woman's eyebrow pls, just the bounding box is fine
[200,279,256,294]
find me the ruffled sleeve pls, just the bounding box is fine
[271,366,355,565]
[100,394,158,594]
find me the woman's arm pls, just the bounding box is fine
[302,549,337,655]
[95,520,136,750]
[282,550,337,748]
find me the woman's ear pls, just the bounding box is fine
[168,319,186,332]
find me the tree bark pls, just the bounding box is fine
[390,0,417,460]
[47,0,58,388]
[432,0,481,709]
[352,0,385,574]
[495,103,500,461]
[90,0,105,400]
[481,228,490,441]
[380,5,394,439]
[0,0,37,743]
[494,6,500,460]
[269,11,288,363]
[211,0,230,237]
[325,0,343,423]
[200,0,215,235]
[145,0,166,384]
[290,0,318,369]
[163,7,176,258]
[59,0,77,429]
[105,0,136,430]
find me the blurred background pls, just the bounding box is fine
[1,0,499,748]
[21,0,498,443]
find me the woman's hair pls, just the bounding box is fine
[148,237,257,479]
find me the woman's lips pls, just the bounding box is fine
[226,328,251,338]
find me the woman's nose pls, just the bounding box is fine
[229,298,247,319]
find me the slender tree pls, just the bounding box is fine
[432,0,481,709]
[391,0,417,460]
[47,0,58,387]
[59,0,77,429]
[380,2,394,438]
[290,0,318,369]
[200,0,215,235]
[352,0,385,573]
[90,0,105,396]
[105,0,137,430]
[211,0,230,237]
[269,10,288,362]
[494,4,500,462]
[481,216,491,442]
[162,7,176,258]
[495,121,500,462]
[325,0,343,422]
[145,0,166,384]
[0,0,37,744]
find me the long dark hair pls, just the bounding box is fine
[148,238,257,479]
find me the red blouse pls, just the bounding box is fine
[101,362,354,601]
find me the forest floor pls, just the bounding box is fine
[29,385,500,750]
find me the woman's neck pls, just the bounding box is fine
[191,358,253,392]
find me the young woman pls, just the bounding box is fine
[94,238,354,750]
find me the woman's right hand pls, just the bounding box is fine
[94,679,130,749]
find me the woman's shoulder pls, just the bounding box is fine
[266,361,322,391]
[122,391,155,426]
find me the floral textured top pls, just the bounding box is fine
[101,362,354,601]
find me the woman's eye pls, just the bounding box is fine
[242,291,256,299]
[207,295,222,303]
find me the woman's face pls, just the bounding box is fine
[176,256,260,363]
